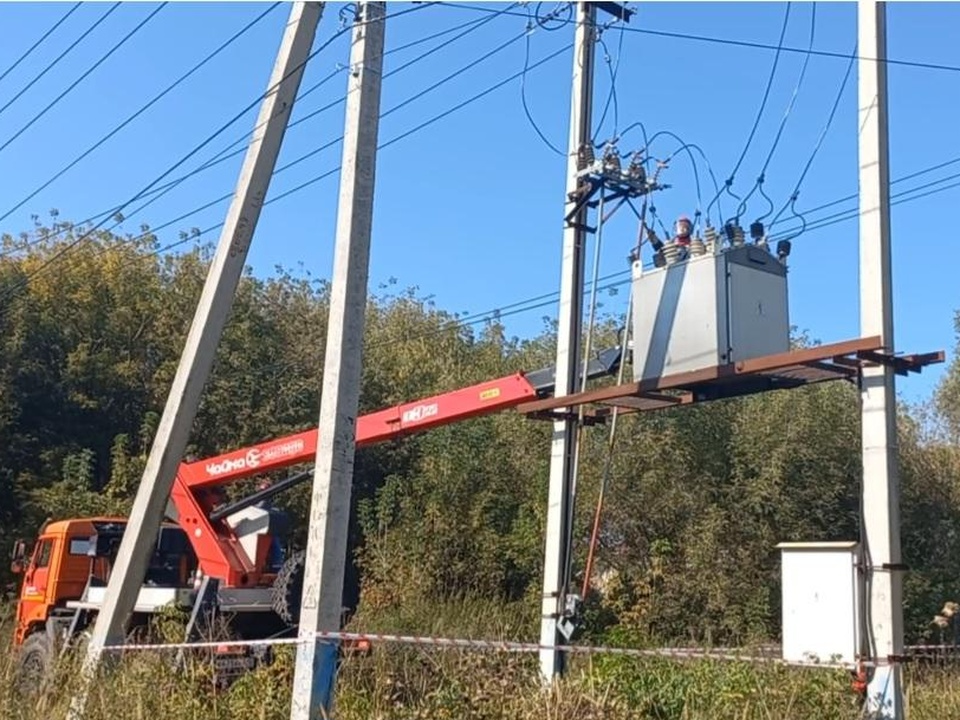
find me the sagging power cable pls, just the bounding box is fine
[521,2,575,156]
[769,39,856,236]
[592,18,625,146]
[736,2,816,223]
[706,2,792,222]
[642,130,720,231]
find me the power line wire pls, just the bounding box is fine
[0,2,82,87]
[0,2,168,158]
[0,4,431,303]
[737,3,816,222]
[0,2,120,120]
[439,1,960,75]
[0,3,504,257]
[0,2,280,226]
[592,19,625,145]
[771,169,960,241]
[769,40,856,231]
[707,2,791,221]
[272,2,531,178]
[519,3,573,156]
[0,12,566,310]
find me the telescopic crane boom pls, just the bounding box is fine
[165,347,623,588]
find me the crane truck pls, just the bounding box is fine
[8,347,622,690]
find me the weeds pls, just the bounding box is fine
[2,603,960,719]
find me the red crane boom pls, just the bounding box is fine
[165,347,622,587]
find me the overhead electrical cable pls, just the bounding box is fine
[788,153,960,224]
[0,2,120,120]
[0,2,168,158]
[0,3,432,302]
[706,2,791,221]
[771,169,960,241]
[0,3,281,226]
[769,40,856,233]
[0,2,82,87]
[439,1,960,75]
[592,17,625,146]
[655,134,717,230]
[274,8,542,179]
[736,2,816,222]
[520,2,576,156]
[0,23,569,308]
[0,3,505,257]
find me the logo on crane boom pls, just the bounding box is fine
[401,402,439,425]
[204,438,306,477]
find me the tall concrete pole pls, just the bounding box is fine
[289,3,385,719]
[538,0,595,683]
[68,5,323,717]
[857,2,904,717]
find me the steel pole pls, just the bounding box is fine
[538,0,595,683]
[857,2,904,717]
[68,5,323,717]
[289,4,385,718]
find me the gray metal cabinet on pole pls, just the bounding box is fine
[68,4,323,717]
[538,0,595,683]
[857,1,905,717]
[289,4,385,719]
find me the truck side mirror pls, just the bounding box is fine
[9,539,26,574]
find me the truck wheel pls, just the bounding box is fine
[271,549,305,626]
[16,632,53,695]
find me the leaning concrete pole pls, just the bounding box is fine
[289,3,385,719]
[68,3,324,717]
[538,0,595,683]
[857,1,905,717]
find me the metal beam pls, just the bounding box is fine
[538,0,595,683]
[857,2,904,717]
[289,3,385,718]
[67,4,324,716]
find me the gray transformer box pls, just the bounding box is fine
[631,244,790,382]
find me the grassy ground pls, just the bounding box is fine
[2,600,960,719]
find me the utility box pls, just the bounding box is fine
[631,244,790,382]
[777,541,861,665]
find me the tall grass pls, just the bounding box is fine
[2,600,960,719]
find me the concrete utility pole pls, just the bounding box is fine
[289,3,385,719]
[538,0,595,683]
[857,1,904,717]
[68,3,324,717]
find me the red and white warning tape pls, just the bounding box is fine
[104,629,882,670]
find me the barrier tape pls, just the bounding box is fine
[102,629,889,670]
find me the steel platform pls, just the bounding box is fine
[519,336,944,421]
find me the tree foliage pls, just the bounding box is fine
[1,218,959,645]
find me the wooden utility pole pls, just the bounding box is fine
[67,4,324,717]
[538,0,595,682]
[857,1,904,717]
[289,3,385,718]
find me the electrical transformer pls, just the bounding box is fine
[631,244,790,382]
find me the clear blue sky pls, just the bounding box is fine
[0,1,955,406]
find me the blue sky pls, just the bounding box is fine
[0,1,956,405]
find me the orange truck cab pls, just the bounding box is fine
[10,517,196,648]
